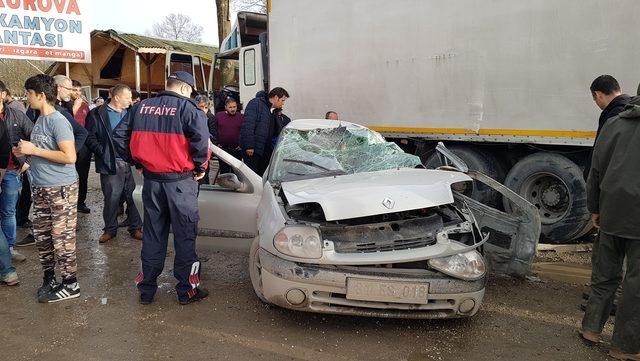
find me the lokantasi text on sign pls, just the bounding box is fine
[0,0,90,63]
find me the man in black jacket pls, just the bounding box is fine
[0,80,32,262]
[195,95,217,184]
[584,75,631,181]
[85,84,142,243]
[239,87,290,175]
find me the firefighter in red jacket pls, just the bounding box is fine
[113,72,210,305]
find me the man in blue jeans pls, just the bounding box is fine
[0,134,19,284]
[0,221,19,285]
[0,80,33,262]
[1,171,23,261]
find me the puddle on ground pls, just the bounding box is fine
[533,263,591,284]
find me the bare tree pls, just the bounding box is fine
[0,59,50,98]
[233,0,266,13]
[151,13,204,43]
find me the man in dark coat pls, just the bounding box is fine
[239,87,290,175]
[85,84,143,243]
[584,75,631,181]
[580,75,632,317]
[195,95,217,184]
[580,96,640,359]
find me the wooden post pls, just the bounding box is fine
[135,53,141,92]
[140,53,161,99]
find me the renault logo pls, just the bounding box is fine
[382,197,395,209]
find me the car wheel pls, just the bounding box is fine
[249,237,268,303]
[503,152,591,244]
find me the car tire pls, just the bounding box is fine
[502,152,592,244]
[249,237,268,303]
[424,145,507,208]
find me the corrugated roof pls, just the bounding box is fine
[94,29,218,63]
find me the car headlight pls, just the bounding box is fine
[428,250,486,281]
[273,226,322,259]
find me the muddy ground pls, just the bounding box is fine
[0,171,614,361]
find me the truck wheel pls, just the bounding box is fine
[249,237,268,303]
[503,152,591,243]
[425,145,506,208]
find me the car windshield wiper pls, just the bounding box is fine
[280,169,348,182]
[283,158,337,172]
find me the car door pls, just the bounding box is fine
[132,144,262,252]
[458,171,541,277]
[431,143,541,277]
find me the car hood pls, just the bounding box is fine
[281,168,472,221]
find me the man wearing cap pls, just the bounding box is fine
[113,71,210,305]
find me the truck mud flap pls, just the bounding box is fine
[457,171,541,277]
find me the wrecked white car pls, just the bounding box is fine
[135,119,540,319]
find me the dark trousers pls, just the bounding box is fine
[16,174,31,225]
[220,146,242,174]
[75,148,92,207]
[100,160,142,234]
[582,232,640,354]
[137,177,201,301]
[243,149,272,176]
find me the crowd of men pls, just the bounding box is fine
[0,70,292,306]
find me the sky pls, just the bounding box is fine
[88,0,236,46]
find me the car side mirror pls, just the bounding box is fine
[217,173,243,190]
[435,142,469,173]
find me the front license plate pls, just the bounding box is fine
[346,278,429,304]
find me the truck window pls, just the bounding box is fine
[170,53,194,75]
[243,49,256,86]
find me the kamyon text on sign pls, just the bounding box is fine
[0,0,90,63]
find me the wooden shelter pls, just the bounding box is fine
[46,29,218,100]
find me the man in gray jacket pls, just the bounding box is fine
[580,96,640,360]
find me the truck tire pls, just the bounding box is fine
[249,237,268,303]
[424,145,506,208]
[502,152,592,243]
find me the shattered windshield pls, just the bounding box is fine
[269,123,422,182]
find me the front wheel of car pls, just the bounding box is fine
[249,237,268,303]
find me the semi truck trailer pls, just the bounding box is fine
[209,0,640,243]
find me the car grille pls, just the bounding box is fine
[320,213,443,254]
[332,236,436,253]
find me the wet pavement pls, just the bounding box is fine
[0,171,613,361]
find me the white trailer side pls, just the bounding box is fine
[269,0,640,146]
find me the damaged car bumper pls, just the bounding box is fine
[258,249,486,319]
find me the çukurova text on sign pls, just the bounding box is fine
[0,0,90,63]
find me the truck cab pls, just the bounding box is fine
[208,12,267,110]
